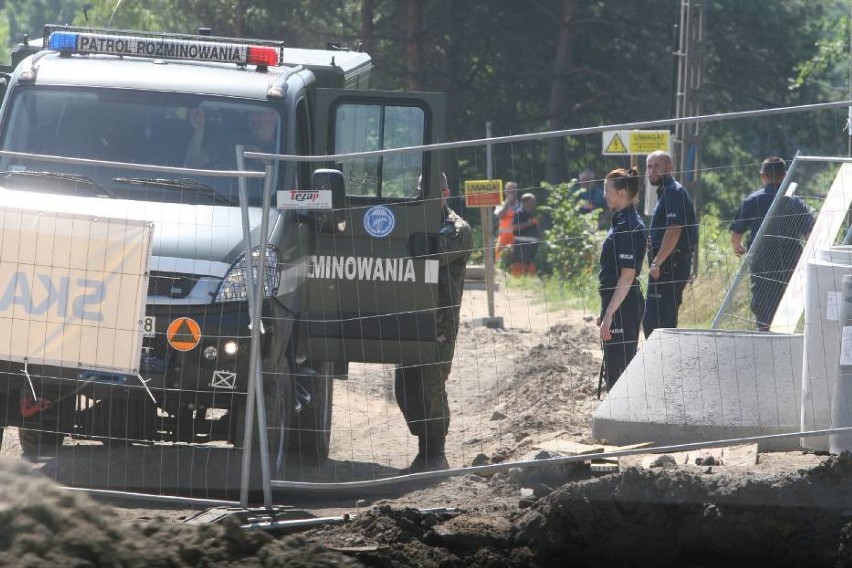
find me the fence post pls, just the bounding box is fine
[236,149,274,508]
[830,274,852,453]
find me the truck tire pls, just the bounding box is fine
[227,352,296,475]
[288,361,344,463]
[262,351,295,475]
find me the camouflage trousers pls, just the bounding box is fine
[394,341,454,439]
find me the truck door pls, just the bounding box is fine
[306,89,446,365]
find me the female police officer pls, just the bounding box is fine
[598,167,646,392]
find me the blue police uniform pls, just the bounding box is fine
[643,175,697,338]
[730,183,814,330]
[599,205,646,391]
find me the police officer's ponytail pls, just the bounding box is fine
[605,167,641,204]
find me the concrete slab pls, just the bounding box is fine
[592,329,803,451]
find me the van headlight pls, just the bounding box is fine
[215,245,280,303]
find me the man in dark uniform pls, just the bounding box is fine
[511,193,541,276]
[643,150,698,338]
[729,156,814,331]
[395,173,472,474]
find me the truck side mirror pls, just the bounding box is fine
[311,168,345,209]
[311,168,346,233]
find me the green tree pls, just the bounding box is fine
[542,181,598,279]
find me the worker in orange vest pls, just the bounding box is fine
[494,181,519,264]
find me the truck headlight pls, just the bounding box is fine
[215,245,280,303]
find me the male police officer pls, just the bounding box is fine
[643,150,698,338]
[730,156,814,330]
[395,173,471,474]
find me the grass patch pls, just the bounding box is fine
[496,212,740,328]
[503,270,601,316]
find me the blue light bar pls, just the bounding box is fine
[47,31,78,51]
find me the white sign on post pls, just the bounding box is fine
[0,208,152,374]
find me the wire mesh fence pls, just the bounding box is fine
[1,103,852,508]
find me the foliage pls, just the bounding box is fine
[677,211,740,328]
[1,0,850,219]
[541,180,599,282]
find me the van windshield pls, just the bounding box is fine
[0,86,281,206]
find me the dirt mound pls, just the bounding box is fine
[516,453,852,567]
[0,460,360,567]
[304,455,852,567]
[307,504,522,567]
[500,323,601,439]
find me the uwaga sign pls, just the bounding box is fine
[0,208,151,373]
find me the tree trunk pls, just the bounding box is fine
[234,0,247,37]
[405,0,423,90]
[444,1,464,142]
[361,0,374,55]
[545,0,577,185]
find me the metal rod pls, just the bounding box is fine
[64,486,239,509]
[252,162,275,509]
[237,145,261,508]
[270,424,852,491]
[245,99,852,163]
[484,121,496,318]
[792,155,852,163]
[711,153,800,328]
[0,150,265,177]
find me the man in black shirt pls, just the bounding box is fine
[729,156,814,331]
[643,150,698,338]
[510,193,541,276]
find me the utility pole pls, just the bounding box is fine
[673,0,705,275]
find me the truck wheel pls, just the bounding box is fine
[262,352,295,475]
[19,428,65,457]
[227,353,296,474]
[288,361,344,463]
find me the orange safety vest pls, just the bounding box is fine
[497,208,515,247]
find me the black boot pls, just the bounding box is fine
[400,434,449,474]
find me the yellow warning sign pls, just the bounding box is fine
[464,179,503,208]
[628,130,670,154]
[602,129,671,156]
[167,317,201,352]
[605,133,628,154]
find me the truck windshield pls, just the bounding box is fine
[0,86,282,206]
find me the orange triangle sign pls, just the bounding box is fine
[167,317,201,351]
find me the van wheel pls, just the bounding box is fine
[288,361,344,464]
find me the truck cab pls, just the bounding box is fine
[0,26,446,468]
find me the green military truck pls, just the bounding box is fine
[0,26,448,469]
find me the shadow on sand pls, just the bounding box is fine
[29,443,411,504]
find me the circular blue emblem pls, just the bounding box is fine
[363,205,396,238]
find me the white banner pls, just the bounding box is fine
[772,165,852,333]
[277,189,333,210]
[0,208,152,373]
